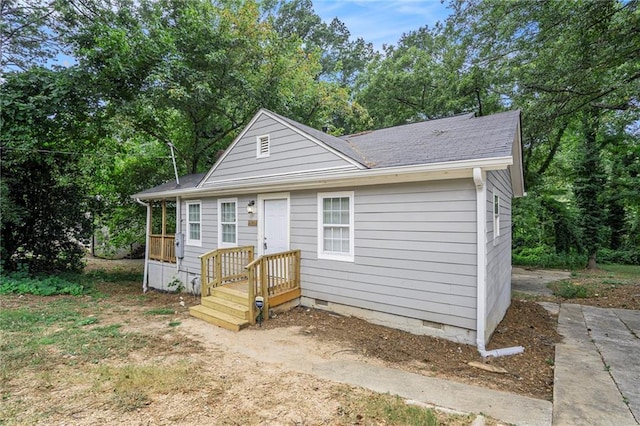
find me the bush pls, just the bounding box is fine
[512,246,587,269]
[0,272,89,296]
[551,281,590,299]
[598,248,640,265]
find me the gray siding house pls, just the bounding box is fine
[132,108,524,351]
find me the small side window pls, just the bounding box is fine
[186,201,202,246]
[257,135,270,158]
[493,192,500,240]
[218,198,237,247]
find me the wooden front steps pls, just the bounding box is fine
[188,285,251,332]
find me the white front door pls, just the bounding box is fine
[261,197,289,255]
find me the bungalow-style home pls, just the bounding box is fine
[132,108,524,353]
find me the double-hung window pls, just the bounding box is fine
[218,198,237,247]
[317,192,354,262]
[186,201,201,246]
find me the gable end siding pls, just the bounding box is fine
[485,169,513,340]
[202,115,357,186]
[291,179,478,331]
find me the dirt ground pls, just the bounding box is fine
[88,259,561,400]
[3,258,637,425]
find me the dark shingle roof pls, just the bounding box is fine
[340,110,520,168]
[271,109,520,168]
[131,172,206,198]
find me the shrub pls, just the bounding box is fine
[0,273,89,296]
[552,281,590,299]
[513,246,586,269]
[597,248,640,265]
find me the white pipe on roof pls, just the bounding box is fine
[473,167,524,358]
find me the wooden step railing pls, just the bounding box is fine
[199,246,254,297]
[245,250,301,325]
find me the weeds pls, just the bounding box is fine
[332,388,473,426]
[145,307,175,316]
[551,281,590,299]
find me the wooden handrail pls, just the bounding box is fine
[245,250,301,325]
[200,246,254,297]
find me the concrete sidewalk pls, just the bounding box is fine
[553,304,639,425]
[312,359,552,425]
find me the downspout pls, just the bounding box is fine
[135,198,151,293]
[176,196,181,271]
[473,168,524,358]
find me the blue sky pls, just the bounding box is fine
[312,0,452,51]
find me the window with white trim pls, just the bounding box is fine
[218,199,237,246]
[186,201,201,246]
[318,192,354,262]
[256,135,270,158]
[493,191,500,241]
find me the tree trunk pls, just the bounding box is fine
[586,253,597,270]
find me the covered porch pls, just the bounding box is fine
[189,246,302,331]
[148,199,177,264]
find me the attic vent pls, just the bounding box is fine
[257,135,270,158]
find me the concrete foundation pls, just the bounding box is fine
[300,296,476,345]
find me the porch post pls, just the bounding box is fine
[161,199,166,262]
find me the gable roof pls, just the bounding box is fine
[132,109,523,199]
[268,110,369,166]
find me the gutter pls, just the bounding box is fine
[133,156,515,201]
[473,168,524,358]
[135,198,150,293]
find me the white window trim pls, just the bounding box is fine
[256,134,270,158]
[185,201,202,247]
[493,190,500,243]
[317,191,355,262]
[218,198,238,247]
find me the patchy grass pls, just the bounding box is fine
[546,264,640,309]
[333,387,481,425]
[94,363,201,412]
[599,264,640,278]
[144,307,176,316]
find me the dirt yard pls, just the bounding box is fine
[2,258,637,424]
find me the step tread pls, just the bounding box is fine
[189,305,249,326]
[202,296,249,312]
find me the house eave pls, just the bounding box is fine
[132,156,514,200]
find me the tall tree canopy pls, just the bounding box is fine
[1,0,638,272]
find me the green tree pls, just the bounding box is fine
[356,25,503,128]
[0,68,99,272]
[448,0,640,267]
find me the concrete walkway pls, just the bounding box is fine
[313,360,552,426]
[554,304,639,425]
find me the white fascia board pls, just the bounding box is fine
[511,118,526,197]
[133,156,514,200]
